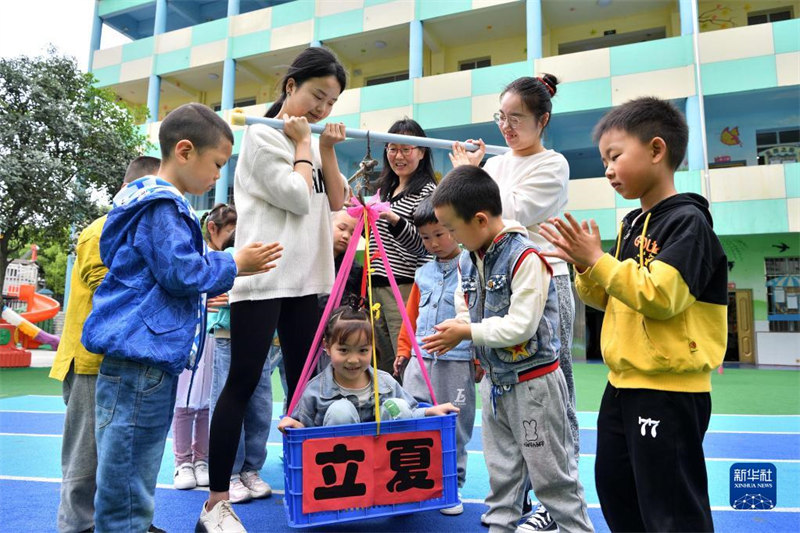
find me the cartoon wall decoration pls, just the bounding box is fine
[699,4,737,30]
[720,126,743,147]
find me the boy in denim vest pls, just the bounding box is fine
[394,198,478,516]
[423,166,592,533]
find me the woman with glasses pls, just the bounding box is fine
[451,74,580,533]
[370,118,437,376]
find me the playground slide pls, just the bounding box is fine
[1,285,60,349]
[18,285,60,324]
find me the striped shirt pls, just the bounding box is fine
[369,181,435,286]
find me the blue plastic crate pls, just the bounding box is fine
[282,413,459,528]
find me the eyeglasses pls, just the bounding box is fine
[493,112,531,129]
[386,146,417,157]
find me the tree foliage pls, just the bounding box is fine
[0,50,150,291]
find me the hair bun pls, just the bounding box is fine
[538,73,558,96]
[344,294,367,312]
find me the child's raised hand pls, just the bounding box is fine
[425,402,460,417]
[393,355,409,378]
[277,416,304,434]
[540,213,603,269]
[320,122,346,149]
[282,114,311,144]
[448,139,485,168]
[234,241,283,276]
[421,319,471,356]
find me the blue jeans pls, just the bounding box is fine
[209,338,273,475]
[94,356,178,533]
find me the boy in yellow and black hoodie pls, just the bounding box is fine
[541,97,727,532]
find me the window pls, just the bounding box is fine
[748,7,793,25]
[765,257,800,332]
[756,127,800,165]
[186,189,215,211]
[365,72,409,87]
[212,97,257,112]
[459,57,491,71]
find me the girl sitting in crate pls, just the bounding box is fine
[278,300,459,430]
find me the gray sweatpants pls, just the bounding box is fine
[481,369,593,533]
[553,273,579,458]
[58,366,98,533]
[403,356,475,488]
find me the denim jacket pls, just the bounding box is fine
[415,256,472,361]
[291,364,425,427]
[82,177,237,376]
[460,231,561,386]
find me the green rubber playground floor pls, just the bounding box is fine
[3,362,798,415]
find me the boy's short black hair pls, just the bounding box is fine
[431,166,502,221]
[413,197,439,228]
[592,96,688,170]
[123,156,160,184]
[158,103,234,161]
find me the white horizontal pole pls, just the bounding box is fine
[231,112,509,156]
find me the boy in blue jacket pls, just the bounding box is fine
[82,103,282,533]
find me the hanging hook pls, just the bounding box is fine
[347,129,379,197]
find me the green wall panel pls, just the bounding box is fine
[192,18,229,46]
[785,162,800,198]
[772,18,800,54]
[615,194,639,209]
[567,209,618,241]
[416,0,470,20]
[154,49,191,75]
[414,98,472,130]
[712,199,788,235]
[360,80,412,112]
[701,56,777,96]
[327,113,361,131]
[471,61,530,96]
[272,0,314,27]
[610,35,693,77]
[122,36,154,62]
[91,65,121,87]
[675,170,703,195]
[551,78,611,113]
[99,0,153,17]
[315,9,364,41]
[229,31,271,59]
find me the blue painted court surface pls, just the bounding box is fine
[1,395,798,532]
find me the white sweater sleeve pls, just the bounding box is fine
[492,153,569,228]
[470,253,550,349]
[237,124,311,216]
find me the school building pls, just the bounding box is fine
[88,0,799,365]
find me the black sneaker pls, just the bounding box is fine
[148,525,167,533]
[516,505,556,532]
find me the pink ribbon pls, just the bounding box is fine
[288,194,439,416]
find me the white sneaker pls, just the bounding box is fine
[174,462,197,490]
[440,491,464,515]
[240,470,272,499]
[228,475,253,504]
[196,500,246,533]
[194,461,209,487]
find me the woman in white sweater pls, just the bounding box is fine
[451,75,579,533]
[200,47,349,532]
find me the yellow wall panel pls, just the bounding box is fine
[414,70,471,103]
[788,198,800,232]
[709,165,787,202]
[611,65,695,105]
[472,93,500,123]
[94,46,123,69]
[363,1,414,32]
[156,28,192,54]
[536,48,610,82]
[271,20,314,50]
[316,0,363,17]
[776,52,800,86]
[190,41,227,67]
[567,177,616,211]
[229,8,271,37]
[360,105,413,131]
[119,57,153,82]
[698,22,774,62]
